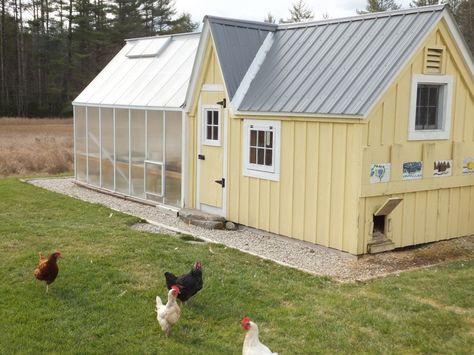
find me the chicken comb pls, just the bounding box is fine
[171,285,181,294]
[241,316,252,327]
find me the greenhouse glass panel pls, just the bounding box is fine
[130,110,146,198]
[75,106,87,182]
[164,111,182,207]
[145,161,163,203]
[101,108,114,190]
[147,110,163,162]
[87,107,100,186]
[115,109,130,194]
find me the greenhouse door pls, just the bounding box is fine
[197,104,226,217]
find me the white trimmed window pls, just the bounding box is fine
[243,119,280,181]
[203,108,220,146]
[408,74,454,140]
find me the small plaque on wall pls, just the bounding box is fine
[370,163,391,184]
[462,158,474,174]
[402,161,423,180]
[433,160,452,177]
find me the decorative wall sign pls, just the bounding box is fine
[370,163,391,183]
[433,160,452,177]
[402,161,423,180]
[463,157,474,174]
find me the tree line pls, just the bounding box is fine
[1,0,473,118]
[0,0,197,117]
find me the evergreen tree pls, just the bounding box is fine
[358,0,402,13]
[410,0,441,7]
[456,0,474,54]
[264,12,276,23]
[283,0,314,23]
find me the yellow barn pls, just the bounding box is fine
[184,5,474,255]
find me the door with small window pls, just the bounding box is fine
[198,105,225,215]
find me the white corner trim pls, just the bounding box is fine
[242,119,281,181]
[232,32,274,110]
[408,74,454,141]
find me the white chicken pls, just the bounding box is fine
[156,285,181,336]
[241,317,278,355]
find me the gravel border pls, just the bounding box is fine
[27,177,474,282]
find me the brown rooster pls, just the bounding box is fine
[34,251,61,292]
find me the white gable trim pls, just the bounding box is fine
[184,20,231,113]
[184,23,211,113]
[441,11,474,83]
[232,32,274,110]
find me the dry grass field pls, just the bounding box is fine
[0,117,73,176]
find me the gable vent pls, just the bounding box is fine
[424,46,445,74]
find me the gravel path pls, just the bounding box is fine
[28,177,474,282]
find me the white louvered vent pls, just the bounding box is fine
[424,46,445,74]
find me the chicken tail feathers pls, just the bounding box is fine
[155,296,163,313]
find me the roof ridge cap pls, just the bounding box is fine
[205,15,277,31]
[277,4,446,29]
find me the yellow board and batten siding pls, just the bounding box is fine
[187,38,365,254]
[359,20,474,254]
[227,118,364,254]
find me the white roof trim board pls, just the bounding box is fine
[73,32,200,109]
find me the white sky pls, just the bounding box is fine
[175,0,414,25]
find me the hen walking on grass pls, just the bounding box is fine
[34,251,61,293]
[156,285,181,337]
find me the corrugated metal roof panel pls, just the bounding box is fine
[73,32,200,109]
[208,17,275,99]
[238,6,445,116]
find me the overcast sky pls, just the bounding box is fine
[175,0,414,25]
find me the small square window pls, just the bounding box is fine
[243,120,280,181]
[408,74,453,141]
[203,108,220,146]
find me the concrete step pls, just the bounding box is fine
[367,237,396,254]
[178,208,226,230]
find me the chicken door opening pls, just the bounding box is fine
[372,215,386,238]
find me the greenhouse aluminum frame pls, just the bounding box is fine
[72,32,200,209]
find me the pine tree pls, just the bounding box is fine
[358,0,402,13]
[264,12,276,23]
[456,0,474,54]
[410,0,441,7]
[285,0,314,22]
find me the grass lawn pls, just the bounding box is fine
[0,177,473,354]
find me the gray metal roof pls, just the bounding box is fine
[221,5,445,116]
[207,16,276,100]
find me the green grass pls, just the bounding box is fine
[0,177,473,354]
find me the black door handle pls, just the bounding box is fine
[198,154,205,160]
[214,178,225,188]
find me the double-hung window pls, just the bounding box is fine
[408,74,454,140]
[243,119,280,181]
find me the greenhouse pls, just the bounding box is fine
[73,32,199,208]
